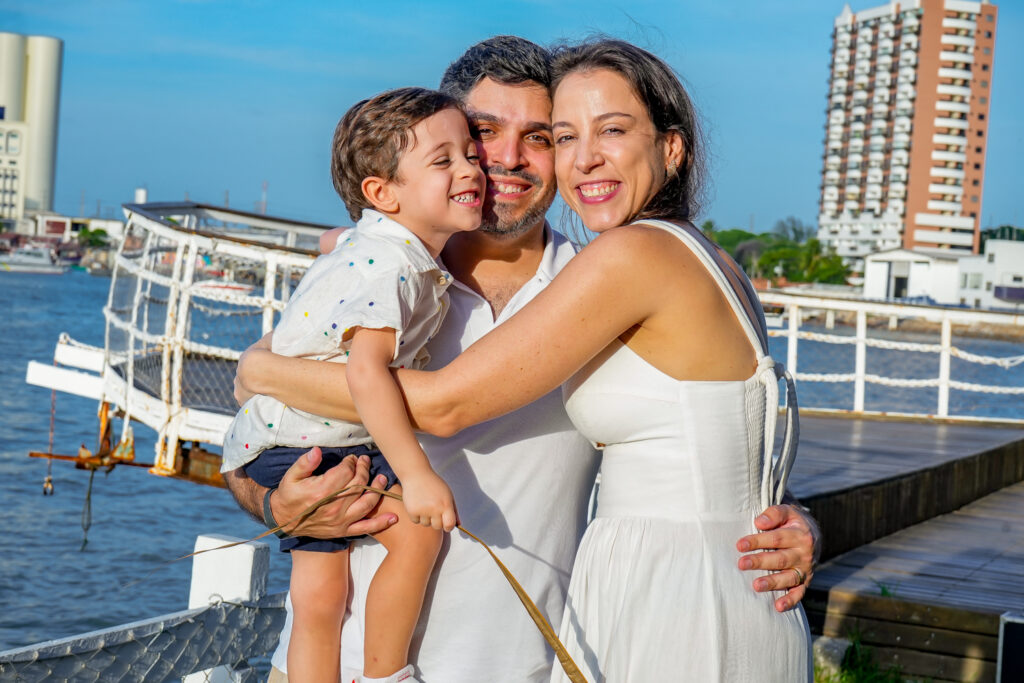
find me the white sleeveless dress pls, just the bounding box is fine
[551,220,811,682]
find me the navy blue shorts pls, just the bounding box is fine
[243,444,398,553]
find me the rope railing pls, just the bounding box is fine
[761,292,1024,420]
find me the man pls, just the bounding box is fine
[227,36,819,682]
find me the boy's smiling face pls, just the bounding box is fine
[382,107,485,253]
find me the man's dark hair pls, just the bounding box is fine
[331,87,462,221]
[550,39,707,223]
[440,35,552,101]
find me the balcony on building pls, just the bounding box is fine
[927,199,963,212]
[899,52,918,67]
[940,49,974,64]
[942,17,976,32]
[892,133,911,150]
[937,84,972,98]
[934,116,969,130]
[940,33,975,49]
[913,228,975,248]
[929,182,964,196]
[930,166,966,180]
[935,99,970,115]
[932,149,967,164]
[939,67,973,80]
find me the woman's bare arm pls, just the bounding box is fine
[238,226,675,435]
[400,226,670,436]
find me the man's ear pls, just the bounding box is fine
[362,177,399,214]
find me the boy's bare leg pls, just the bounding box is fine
[287,548,350,683]
[363,487,442,678]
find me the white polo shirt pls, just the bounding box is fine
[271,226,600,682]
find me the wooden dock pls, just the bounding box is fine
[791,416,1024,682]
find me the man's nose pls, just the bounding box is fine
[485,135,525,172]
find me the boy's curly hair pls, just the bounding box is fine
[331,87,463,221]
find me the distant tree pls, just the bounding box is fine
[77,226,109,248]
[757,238,849,284]
[772,216,815,244]
[712,228,759,255]
[699,219,717,238]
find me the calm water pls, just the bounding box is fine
[0,271,1022,650]
[0,271,289,651]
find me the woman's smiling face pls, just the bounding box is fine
[552,68,675,233]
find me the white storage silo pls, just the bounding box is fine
[23,35,63,212]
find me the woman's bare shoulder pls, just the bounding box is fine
[577,222,711,282]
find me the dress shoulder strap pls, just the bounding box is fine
[634,219,769,357]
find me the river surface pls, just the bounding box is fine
[0,270,1022,650]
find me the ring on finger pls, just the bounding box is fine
[792,566,806,585]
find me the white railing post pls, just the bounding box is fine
[854,310,867,412]
[183,534,270,683]
[938,316,952,417]
[263,253,278,334]
[787,304,800,377]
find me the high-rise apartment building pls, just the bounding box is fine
[817,0,998,271]
[0,32,64,223]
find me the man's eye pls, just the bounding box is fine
[475,126,495,137]
[526,134,552,148]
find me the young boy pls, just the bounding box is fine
[221,87,484,683]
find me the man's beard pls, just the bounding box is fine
[479,165,556,238]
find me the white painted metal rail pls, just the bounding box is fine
[26,202,327,479]
[760,291,1024,424]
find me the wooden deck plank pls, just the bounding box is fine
[808,482,1024,681]
[789,415,1024,500]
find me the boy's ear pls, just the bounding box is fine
[361,177,399,214]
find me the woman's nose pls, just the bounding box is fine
[574,138,603,173]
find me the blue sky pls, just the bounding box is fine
[6,0,1023,231]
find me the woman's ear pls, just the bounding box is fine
[663,130,686,177]
[361,177,399,214]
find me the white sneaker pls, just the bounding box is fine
[361,664,419,683]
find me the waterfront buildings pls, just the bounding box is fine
[863,238,1024,309]
[0,32,64,225]
[817,0,999,272]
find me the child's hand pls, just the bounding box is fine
[400,470,458,532]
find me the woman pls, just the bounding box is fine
[237,38,812,681]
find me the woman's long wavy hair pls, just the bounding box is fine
[550,39,707,232]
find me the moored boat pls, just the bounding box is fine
[0,245,68,274]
